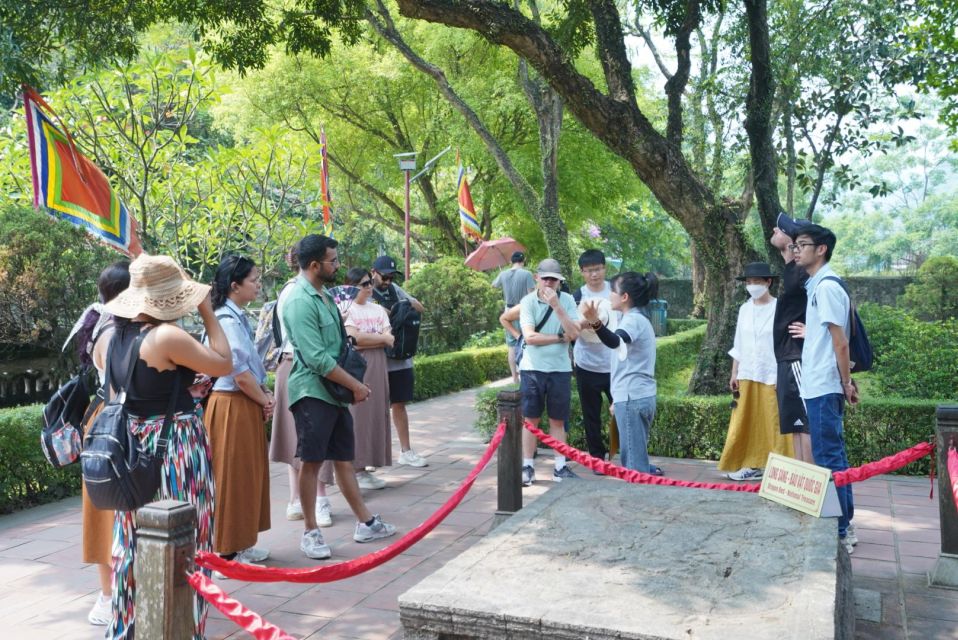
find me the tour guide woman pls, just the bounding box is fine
[102,254,232,640]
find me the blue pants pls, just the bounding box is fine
[614,396,656,473]
[806,393,854,537]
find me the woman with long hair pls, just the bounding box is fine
[204,254,273,563]
[75,261,129,626]
[99,254,232,639]
[319,267,393,490]
[581,271,659,473]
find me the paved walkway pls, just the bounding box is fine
[1,380,954,639]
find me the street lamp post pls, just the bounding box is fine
[394,152,417,280]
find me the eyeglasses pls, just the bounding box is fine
[729,389,741,409]
[320,257,340,265]
[541,276,559,283]
[358,280,372,288]
[787,242,818,253]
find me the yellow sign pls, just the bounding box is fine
[759,453,833,517]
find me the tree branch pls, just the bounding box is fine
[664,0,701,146]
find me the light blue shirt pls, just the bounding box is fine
[610,308,657,402]
[209,299,267,391]
[518,290,579,373]
[572,282,612,374]
[800,264,850,399]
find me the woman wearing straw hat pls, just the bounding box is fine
[718,262,794,481]
[102,254,232,640]
[204,255,273,565]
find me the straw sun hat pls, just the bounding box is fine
[104,254,210,321]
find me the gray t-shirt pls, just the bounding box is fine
[493,268,535,307]
[610,307,657,402]
[572,282,612,374]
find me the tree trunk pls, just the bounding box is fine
[689,240,706,319]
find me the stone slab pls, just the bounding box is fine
[400,481,853,639]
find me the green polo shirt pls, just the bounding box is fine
[283,275,347,408]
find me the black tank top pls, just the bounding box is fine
[108,320,196,416]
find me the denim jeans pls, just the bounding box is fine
[806,393,854,537]
[614,396,656,473]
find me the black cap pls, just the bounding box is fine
[373,255,399,275]
[511,251,525,263]
[736,262,778,281]
[776,212,811,238]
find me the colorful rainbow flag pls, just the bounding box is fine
[320,128,333,236]
[457,152,482,241]
[23,88,141,256]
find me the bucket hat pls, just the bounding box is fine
[735,262,778,281]
[104,255,210,321]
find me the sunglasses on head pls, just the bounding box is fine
[358,279,373,288]
[541,276,560,283]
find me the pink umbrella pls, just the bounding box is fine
[464,237,526,272]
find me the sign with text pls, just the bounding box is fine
[759,454,833,517]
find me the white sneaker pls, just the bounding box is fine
[841,536,855,555]
[88,592,111,626]
[353,514,397,542]
[316,498,333,527]
[356,470,387,490]
[286,499,304,521]
[845,524,858,547]
[235,546,270,563]
[398,448,428,467]
[724,467,763,481]
[301,529,332,559]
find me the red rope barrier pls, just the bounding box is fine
[523,422,760,493]
[524,421,935,492]
[195,421,506,582]
[188,571,295,640]
[833,441,935,486]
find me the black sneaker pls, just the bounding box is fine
[522,465,535,487]
[553,465,579,482]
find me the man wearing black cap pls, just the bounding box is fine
[492,251,535,382]
[371,255,428,468]
[772,213,813,464]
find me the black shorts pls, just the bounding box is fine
[290,396,355,463]
[520,370,572,422]
[388,367,415,404]
[777,360,809,435]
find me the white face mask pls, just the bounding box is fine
[746,284,768,299]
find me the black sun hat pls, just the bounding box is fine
[735,262,778,281]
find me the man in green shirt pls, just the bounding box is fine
[283,234,397,559]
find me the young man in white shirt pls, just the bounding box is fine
[790,224,858,554]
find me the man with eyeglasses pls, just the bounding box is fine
[517,258,581,485]
[492,251,535,383]
[788,223,858,555]
[370,255,429,468]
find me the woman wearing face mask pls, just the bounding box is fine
[718,262,794,481]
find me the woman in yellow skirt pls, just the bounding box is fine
[204,255,273,563]
[719,262,794,480]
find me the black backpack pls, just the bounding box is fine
[813,275,874,373]
[386,299,422,360]
[81,328,182,511]
[41,367,99,468]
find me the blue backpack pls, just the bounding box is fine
[813,276,873,373]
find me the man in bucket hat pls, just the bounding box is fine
[517,258,581,486]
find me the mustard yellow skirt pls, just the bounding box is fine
[717,379,793,471]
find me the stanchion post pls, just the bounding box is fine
[494,389,523,527]
[930,405,958,589]
[135,499,197,639]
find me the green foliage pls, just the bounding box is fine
[901,256,958,321]
[0,204,114,355]
[655,324,706,385]
[0,404,81,514]
[463,330,506,350]
[413,346,511,402]
[666,318,707,335]
[405,257,503,355]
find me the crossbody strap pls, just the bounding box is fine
[534,305,554,332]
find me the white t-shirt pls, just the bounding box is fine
[573,282,612,374]
[728,297,778,386]
[800,265,851,399]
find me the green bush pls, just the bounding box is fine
[666,318,707,335]
[413,345,512,401]
[405,257,503,355]
[900,256,958,321]
[463,330,506,350]
[656,324,706,383]
[0,404,81,514]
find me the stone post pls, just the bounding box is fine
[135,500,197,639]
[494,390,523,527]
[930,405,958,589]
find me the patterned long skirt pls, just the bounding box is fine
[108,412,215,639]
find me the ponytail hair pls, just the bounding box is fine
[612,271,658,308]
[212,254,255,309]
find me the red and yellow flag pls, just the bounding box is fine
[456,151,482,241]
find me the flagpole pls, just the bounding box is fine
[404,167,411,280]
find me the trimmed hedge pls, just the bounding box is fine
[0,404,81,514]
[666,318,707,335]
[413,346,511,401]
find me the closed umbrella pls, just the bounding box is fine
[464,237,526,272]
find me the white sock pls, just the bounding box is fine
[523,458,534,468]
[317,496,330,505]
[554,456,567,471]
